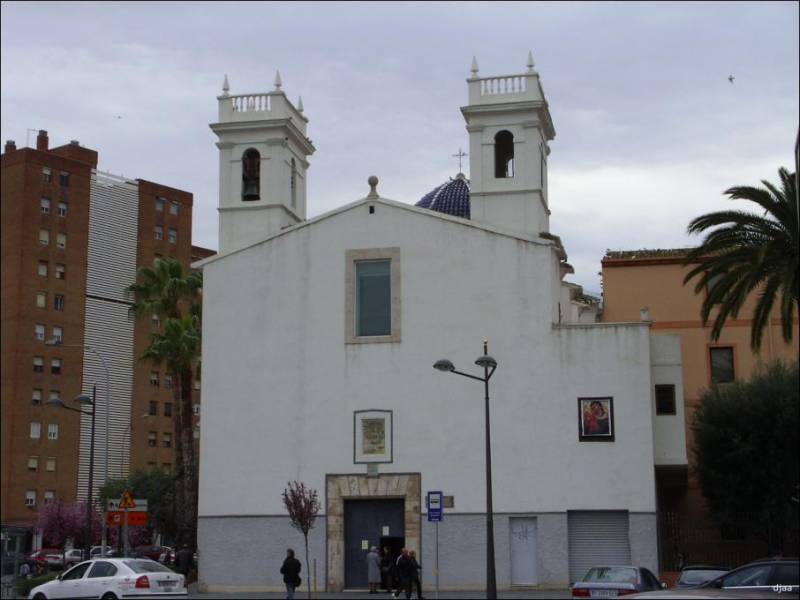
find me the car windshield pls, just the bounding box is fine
[583,567,638,584]
[124,559,173,573]
[680,569,728,585]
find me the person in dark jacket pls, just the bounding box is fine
[174,544,193,577]
[380,547,392,592]
[280,548,302,600]
[394,548,415,599]
[409,550,423,599]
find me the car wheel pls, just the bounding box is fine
[33,594,47,600]
[101,593,118,600]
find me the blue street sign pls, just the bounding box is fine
[427,490,443,522]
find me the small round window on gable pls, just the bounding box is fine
[494,130,514,178]
[242,148,261,201]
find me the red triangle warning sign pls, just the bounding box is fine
[118,490,136,509]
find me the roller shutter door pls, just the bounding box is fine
[568,511,631,583]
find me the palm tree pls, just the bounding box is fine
[127,257,202,546]
[684,167,798,350]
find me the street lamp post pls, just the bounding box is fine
[49,387,97,561]
[433,340,498,599]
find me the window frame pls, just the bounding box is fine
[36,292,47,308]
[52,326,63,343]
[54,294,65,311]
[25,490,36,506]
[40,198,51,214]
[56,232,66,249]
[39,229,50,245]
[32,389,42,405]
[42,167,52,183]
[51,358,61,375]
[38,261,48,277]
[33,356,44,373]
[709,345,735,384]
[30,422,41,439]
[147,431,157,447]
[35,324,46,341]
[55,264,65,279]
[169,200,179,215]
[168,228,177,244]
[58,201,68,217]
[28,456,39,471]
[155,197,165,212]
[44,490,55,505]
[46,456,56,472]
[154,225,163,241]
[345,248,401,344]
[47,423,59,440]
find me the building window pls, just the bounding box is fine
[39,229,50,245]
[54,295,65,311]
[38,261,48,277]
[58,202,68,217]
[147,432,157,447]
[46,457,56,472]
[655,384,676,415]
[52,326,63,343]
[290,158,297,207]
[56,233,66,249]
[42,167,52,183]
[151,314,160,329]
[241,148,261,201]
[193,379,200,391]
[154,225,163,241]
[51,358,61,375]
[59,172,70,186]
[25,490,36,506]
[44,490,55,505]
[169,200,179,215]
[155,197,165,212]
[149,401,158,416]
[35,324,45,341]
[48,390,60,405]
[164,402,173,417]
[55,264,65,279]
[345,248,401,344]
[168,228,177,244]
[193,426,200,439]
[30,422,41,439]
[150,371,159,387]
[32,389,42,405]
[494,130,515,178]
[710,347,735,384]
[47,424,59,440]
[33,356,44,373]
[36,292,47,308]
[40,198,51,214]
[28,456,39,472]
[192,404,200,415]
[164,374,173,389]
[162,432,172,448]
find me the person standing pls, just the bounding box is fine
[174,544,193,578]
[394,548,415,599]
[280,548,302,600]
[366,546,381,594]
[409,550,423,599]
[380,547,392,592]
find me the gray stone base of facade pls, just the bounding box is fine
[198,512,657,593]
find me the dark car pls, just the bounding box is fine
[699,558,799,594]
[134,545,169,561]
[676,565,730,588]
[572,565,666,597]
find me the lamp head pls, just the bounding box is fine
[475,354,497,369]
[73,394,93,405]
[433,359,455,372]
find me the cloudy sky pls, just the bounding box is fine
[2,1,797,293]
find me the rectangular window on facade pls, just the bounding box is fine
[193,379,200,391]
[50,358,61,375]
[46,457,56,471]
[44,490,55,505]
[148,432,157,447]
[169,200,179,215]
[151,314,160,329]
[28,456,39,471]
[149,401,158,416]
[58,202,68,217]
[193,426,200,439]
[155,197,165,212]
[40,198,51,214]
[33,356,44,373]
[710,347,735,384]
[42,167,52,183]
[192,404,200,415]
[154,225,163,240]
[30,422,41,439]
[55,264,65,279]
[38,261,48,277]
[32,389,42,405]
[655,384,677,415]
[168,228,177,244]
[54,295,65,311]
[36,292,47,308]
[25,490,36,506]
[52,326,63,343]
[56,233,66,249]
[59,172,69,186]
[48,424,59,440]
[164,374,173,389]
[355,260,391,336]
[35,324,45,341]
[164,403,173,417]
[150,371,159,387]
[162,432,172,448]
[39,229,50,245]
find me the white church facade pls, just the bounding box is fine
[195,57,686,593]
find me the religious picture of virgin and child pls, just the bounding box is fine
[362,419,385,455]
[578,397,615,441]
[354,410,393,463]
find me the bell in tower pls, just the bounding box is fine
[241,148,261,201]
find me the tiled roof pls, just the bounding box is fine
[416,174,470,219]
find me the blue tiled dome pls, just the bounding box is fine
[415,174,470,219]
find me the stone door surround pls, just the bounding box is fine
[326,473,421,591]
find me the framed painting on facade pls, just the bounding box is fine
[578,397,615,442]
[354,410,393,463]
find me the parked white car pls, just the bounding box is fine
[62,549,85,567]
[28,558,186,599]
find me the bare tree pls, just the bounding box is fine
[282,481,320,600]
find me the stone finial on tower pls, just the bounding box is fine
[367,175,379,199]
[297,96,304,113]
[526,51,535,73]
[222,74,230,97]
[274,70,282,90]
[470,56,479,78]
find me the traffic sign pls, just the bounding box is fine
[427,491,443,522]
[118,490,136,509]
[108,499,147,511]
[107,511,148,527]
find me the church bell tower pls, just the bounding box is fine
[211,72,315,254]
[461,53,555,236]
